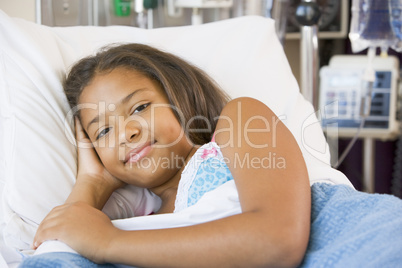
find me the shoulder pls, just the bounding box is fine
[214,97,284,148]
[219,97,274,118]
[213,96,306,174]
[216,97,281,134]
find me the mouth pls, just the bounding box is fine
[124,141,155,164]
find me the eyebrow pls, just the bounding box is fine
[86,88,151,130]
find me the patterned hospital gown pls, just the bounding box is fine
[174,142,234,213]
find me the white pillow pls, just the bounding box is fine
[0,10,351,250]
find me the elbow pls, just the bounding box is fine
[258,236,309,268]
[280,232,310,268]
[253,223,310,268]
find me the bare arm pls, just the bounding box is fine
[66,117,125,208]
[34,98,311,267]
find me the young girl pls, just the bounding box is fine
[23,44,311,267]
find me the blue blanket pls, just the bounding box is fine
[301,183,402,267]
[18,183,402,267]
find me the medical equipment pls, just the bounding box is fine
[268,0,347,110]
[349,0,402,53]
[136,0,146,28]
[266,0,348,110]
[295,0,321,110]
[319,0,402,194]
[320,55,400,140]
[286,0,349,39]
[134,0,158,28]
[167,0,233,25]
[114,0,131,17]
[319,53,400,193]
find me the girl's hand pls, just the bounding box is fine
[33,201,119,264]
[61,117,125,208]
[32,118,125,259]
[74,117,125,192]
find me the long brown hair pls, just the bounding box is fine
[64,43,230,145]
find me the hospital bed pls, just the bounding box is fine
[0,9,401,267]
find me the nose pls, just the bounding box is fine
[119,118,141,146]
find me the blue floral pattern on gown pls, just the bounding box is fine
[187,151,234,207]
[174,142,234,213]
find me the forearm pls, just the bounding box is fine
[105,210,308,268]
[65,176,116,209]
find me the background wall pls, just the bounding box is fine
[0,1,347,86]
[0,1,310,87]
[0,0,36,22]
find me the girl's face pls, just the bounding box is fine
[79,67,194,191]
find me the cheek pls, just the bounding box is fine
[95,147,118,170]
[155,115,184,142]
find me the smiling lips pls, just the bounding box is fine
[125,141,153,164]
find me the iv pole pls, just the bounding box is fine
[295,1,375,193]
[35,0,42,24]
[295,0,321,110]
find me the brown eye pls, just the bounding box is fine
[132,103,150,114]
[96,127,111,140]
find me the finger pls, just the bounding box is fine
[33,225,51,249]
[75,117,93,149]
[33,218,59,249]
[33,228,59,250]
[75,117,89,141]
[32,205,71,249]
